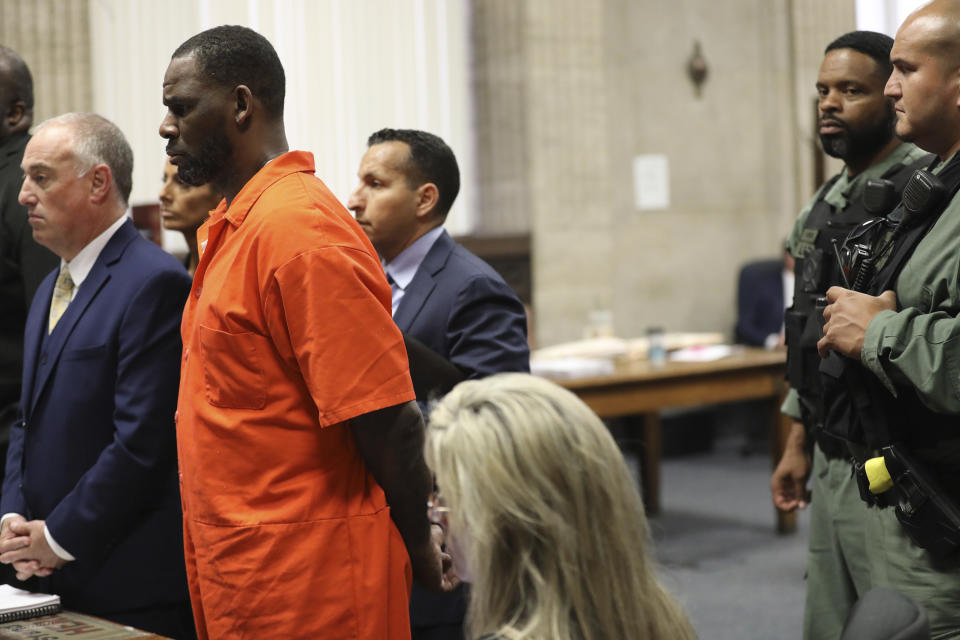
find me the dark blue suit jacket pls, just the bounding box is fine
[735,258,785,347]
[403,230,529,635]
[395,230,529,383]
[2,220,192,616]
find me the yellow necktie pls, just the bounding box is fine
[48,264,75,334]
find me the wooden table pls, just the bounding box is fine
[544,347,796,533]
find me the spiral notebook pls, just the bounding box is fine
[0,584,61,623]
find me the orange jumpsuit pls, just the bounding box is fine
[176,151,416,639]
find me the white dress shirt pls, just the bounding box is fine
[382,226,444,317]
[763,267,795,350]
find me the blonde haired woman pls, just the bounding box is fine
[426,373,696,640]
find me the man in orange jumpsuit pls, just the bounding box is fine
[160,26,449,639]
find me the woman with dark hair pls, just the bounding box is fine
[158,158,221,276]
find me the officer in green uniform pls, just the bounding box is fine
[770,31,929,639]
[817,3,960,638]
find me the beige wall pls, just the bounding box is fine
[472,0,855,346]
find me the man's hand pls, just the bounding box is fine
[0,515,25,546]
[0,519,65,580]
[431,522,460,590]
[349,401,457,593]
[408,525,458,593]
[771,422,812,512]
[0,515,47,580]
[817,287,897,359]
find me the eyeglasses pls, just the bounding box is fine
[428,492,450,529]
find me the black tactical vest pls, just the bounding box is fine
[819,153,960,466]
[785,154,931,455]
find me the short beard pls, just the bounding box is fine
[819,103,897,165]
[176,132,233,187]
[820,132,852,159]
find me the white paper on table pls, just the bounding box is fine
[0,583,60,615]
[668,344,736,363]
[530,357,615,379]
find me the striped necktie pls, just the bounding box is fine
[48,264,75,334]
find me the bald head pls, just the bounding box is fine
[0,46,33,140]
[902,0,960,69]
[885,0,960,158]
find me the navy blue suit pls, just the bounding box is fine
[395,230,529,382]
[2,220,193,636]
[735,258,785,347]
[403,230,529,640]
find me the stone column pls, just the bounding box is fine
[0,0,92,121]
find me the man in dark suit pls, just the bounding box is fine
[0,113,194,639]
[349,128,529,640]
[0,47,57,472]
[734,248,793,348]
[349,128,529,388]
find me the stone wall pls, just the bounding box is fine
[471,0,855,346]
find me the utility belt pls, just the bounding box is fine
[854,444,960,559]
[816,427,848,459]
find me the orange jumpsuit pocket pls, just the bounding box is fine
[198,325,268,410]
[189,519,360,639]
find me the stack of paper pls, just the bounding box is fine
[0,584,61,623]
[530,357,616,379]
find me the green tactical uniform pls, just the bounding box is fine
[783,141,930,419]
[779,143,951,640]
[852,151,960,640]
